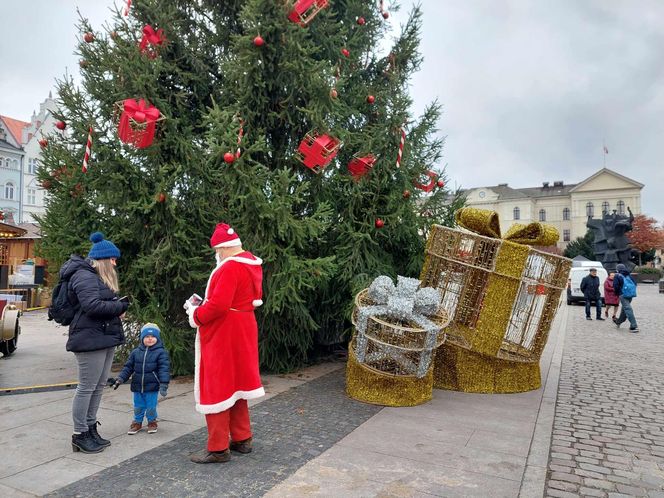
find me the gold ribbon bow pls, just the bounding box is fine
[455,207,559,246]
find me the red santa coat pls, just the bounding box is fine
[190,252,265,414]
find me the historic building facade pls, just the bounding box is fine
[463,168,643,249]
[0,93,57,223]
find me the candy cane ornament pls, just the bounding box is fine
[235,118,244,158]
[395,127,406,168]
[82,126,93,173]
[379,0,389,19]
[123,0,132,16]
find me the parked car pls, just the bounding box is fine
[567,263,608,305]
[0,301,21,357]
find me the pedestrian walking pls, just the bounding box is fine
[185,222,265,464]
[63,232,129,453]
[580,268,604,321]
[112,323,171,435]
[603,271,620,320]
[612,263,639,333]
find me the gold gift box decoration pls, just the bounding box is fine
[420,207,572,393]
[346,276,450,406]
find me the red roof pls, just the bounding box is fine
[0,115,30,145]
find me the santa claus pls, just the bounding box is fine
[185,222,264,464]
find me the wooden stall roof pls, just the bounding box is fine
[0,222,27,239]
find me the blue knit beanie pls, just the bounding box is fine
[140,323,161,341]
[88,232,121,260]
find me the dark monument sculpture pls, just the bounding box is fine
[586,207,635,272]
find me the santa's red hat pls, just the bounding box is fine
[210,222,241,248]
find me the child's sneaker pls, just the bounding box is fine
[147,421,158,434]
[127,422,142,435]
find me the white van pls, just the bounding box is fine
[567,263,608,305]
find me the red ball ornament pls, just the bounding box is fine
[437,179,445,188]
[375,218,384,228]
[38,138,48,148]
[253,35,265,47]
[329,88,338,99]
[83,32,95,43]
[55,120,66,131]
[402,190,411,199]
[341,48,350,57]
[357,17,366,25]
[382,12,390,20]
[366,95,375,104]
[223,152,235,164]
[157,192,166,203]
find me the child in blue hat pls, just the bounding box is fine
[113,323,171,434]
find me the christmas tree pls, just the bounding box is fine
[37,0,463,374]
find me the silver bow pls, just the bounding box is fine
[355,275,443,377]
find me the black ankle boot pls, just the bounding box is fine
[72,431,104,453]
[89,421,111,447]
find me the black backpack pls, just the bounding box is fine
[48,276,79,325]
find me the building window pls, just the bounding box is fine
[28,158,39,174]
[5,182,15,200]
[562,207,570,220]
[602,201,610,214]
[539,209,546,222]
[617,200,625,215]
[27,188,36,205]
[586,202,594,217]
[3,158,9,169]
[513,207,520,220]
[563,229,570,242]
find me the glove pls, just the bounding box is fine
[113,378,123,390]
[186,305,198,329]
[159,384,168,397]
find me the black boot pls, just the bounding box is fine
[72,431,104,453]
[89,421,111,447]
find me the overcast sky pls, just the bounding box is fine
[1,1,662,220]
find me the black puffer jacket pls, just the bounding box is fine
[62,255,128,353]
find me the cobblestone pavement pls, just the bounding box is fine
[545,284,664,498]
[47,368,381,497]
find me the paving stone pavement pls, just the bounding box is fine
[545,284,664,498]
[46,368,381,498]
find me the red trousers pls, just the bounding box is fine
[205,399,252,451]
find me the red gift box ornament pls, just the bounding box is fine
[347,153,377,180]
[288,0,329,26]
[413,170,438,193]
[295,130,341,173]
[117,99,163,148]
[139,25,166,59]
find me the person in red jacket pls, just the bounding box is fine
[603,271,620,319]
[185,222,264,464]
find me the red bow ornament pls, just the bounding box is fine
[139,25,165,59]
[117,99,162,148]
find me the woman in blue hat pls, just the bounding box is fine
[60,232,129,454]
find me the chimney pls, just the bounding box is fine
[542,182,549,188]
[498,183,508,187]
[553,181,563,187]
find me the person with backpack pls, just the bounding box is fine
[57,232,129,453]
[612,263,639,333]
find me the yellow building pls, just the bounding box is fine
[463,168,643,249]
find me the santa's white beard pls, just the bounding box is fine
[215,252,222,265]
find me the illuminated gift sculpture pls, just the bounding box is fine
[346,275,450,406]
[420,207,572,393]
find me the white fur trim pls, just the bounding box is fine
[196,387,265,414]
[213,238,242,248]
[187,306,199,328]
[223,255,263,266]
[227,228,234,235]
[194,331,201,404]
[252,299,263,307]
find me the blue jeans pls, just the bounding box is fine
[585,295,602,318]
[616,296,638,329]
[133,391,159,423]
